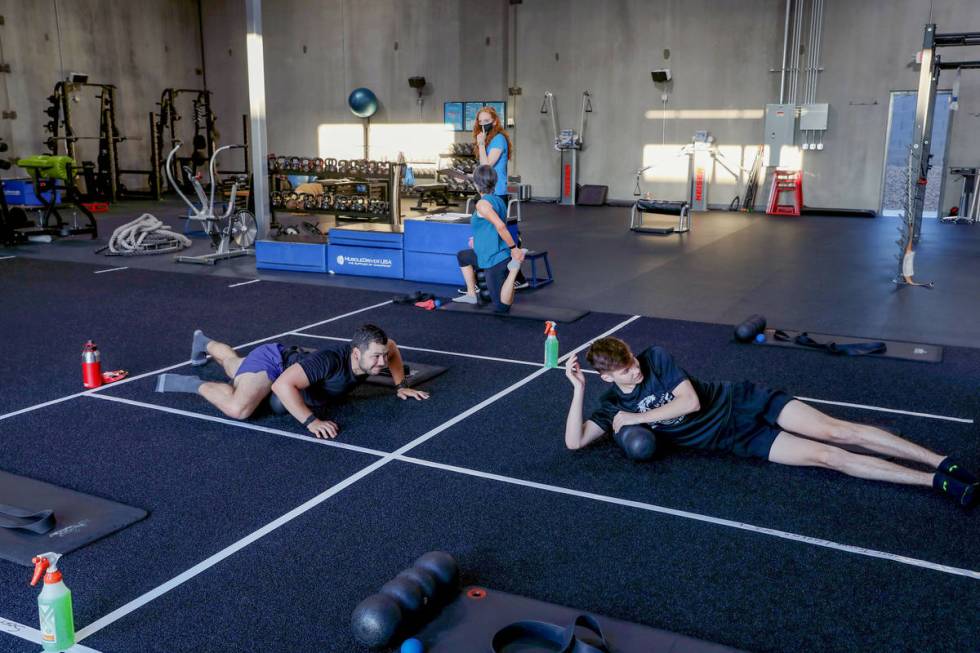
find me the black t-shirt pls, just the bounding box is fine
[282,343,365,408]
[588,346,734,450]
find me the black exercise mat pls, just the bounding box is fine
[440,302,589,323]
[0,471,147,566]
[367,361,447,387]
[414,586,743,652]
[754,328,943,363]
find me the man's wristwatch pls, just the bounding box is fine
[301,414,316,427]
[395,380,409,391]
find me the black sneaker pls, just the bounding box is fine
[938,457,978,484]
[934,472,978,507]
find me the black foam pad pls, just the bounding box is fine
[440,302,589,323]
[414,586,744,652]
[0,471,147,566]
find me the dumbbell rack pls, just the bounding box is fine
[267,159,395,227]
[436,143,477,199]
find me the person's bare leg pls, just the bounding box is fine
[499,264,522,306]
[205,339,246,379]
[460,265,478,295]
[776,400,944,468]
[198,371,271,420]
[768,432,934,486]
[452,265,480,304]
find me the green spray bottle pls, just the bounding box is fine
[30,553,75,652]
[544,321,559,368]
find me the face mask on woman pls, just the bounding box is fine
[480,123,493,135]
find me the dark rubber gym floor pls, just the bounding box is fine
[5,199,980,348]
[0,256,977,652]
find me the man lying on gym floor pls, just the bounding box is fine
[563,336,978,507]
[155,324,429,439]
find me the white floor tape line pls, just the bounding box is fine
[0,616,103,652]
[397,456,980,582]
[228,279,261,288]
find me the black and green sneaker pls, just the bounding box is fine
[938,457,978,484]
[934,471,978,508]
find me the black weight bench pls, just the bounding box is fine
[630,198,690,235]
[411,183,452,212]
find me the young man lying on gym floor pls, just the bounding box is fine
[563,336,978,507]
[155,324,429,439]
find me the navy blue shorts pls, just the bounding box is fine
[235,344,285,381]
[726,382,795,459]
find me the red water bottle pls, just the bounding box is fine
[82,341,102,388]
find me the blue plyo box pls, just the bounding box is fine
[327,226,404,279]
[404,251,465,284]
[3,178,60,206]
[402,219,519,284]
[404,220,470,254]
[328,245,404,278]
[255,240,328,273]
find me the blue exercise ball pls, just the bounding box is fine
[348,87,378,118]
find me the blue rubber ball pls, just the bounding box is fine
[348,87,379,118]
[755,333,766,343]
[401,638,424,653]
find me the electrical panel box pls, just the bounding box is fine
[764,103,795,166]
[799,103,829,131]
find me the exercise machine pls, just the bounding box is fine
[941,166,979,224]
[5,155,97,243]
[166,143,257,265]
[898,23,980,286]
[540,91,592,205]
[629,200,690,235]
[157,88,217,191]
[630,131,748,234]
[43,78,159,202]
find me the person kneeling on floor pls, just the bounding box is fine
[563,336,978,508]
[155,324,429,439]
[452,164,526,314]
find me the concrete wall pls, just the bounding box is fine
[511,0,980,209]
[201,0,508,162]
[511,0,782,205]
[0,0,205,179]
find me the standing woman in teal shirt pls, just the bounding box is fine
[474,106,511,200]
[453,165,526,313]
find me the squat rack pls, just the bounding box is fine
[899,24,980,287]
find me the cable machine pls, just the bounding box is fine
[898,24,980,287]
[540,91,593,205]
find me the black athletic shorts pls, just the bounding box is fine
[725,381,795,459]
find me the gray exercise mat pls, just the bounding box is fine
[414,586,744,652]
[0,471,147,567]
[756,328,943,363]
[440,302,589,323]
